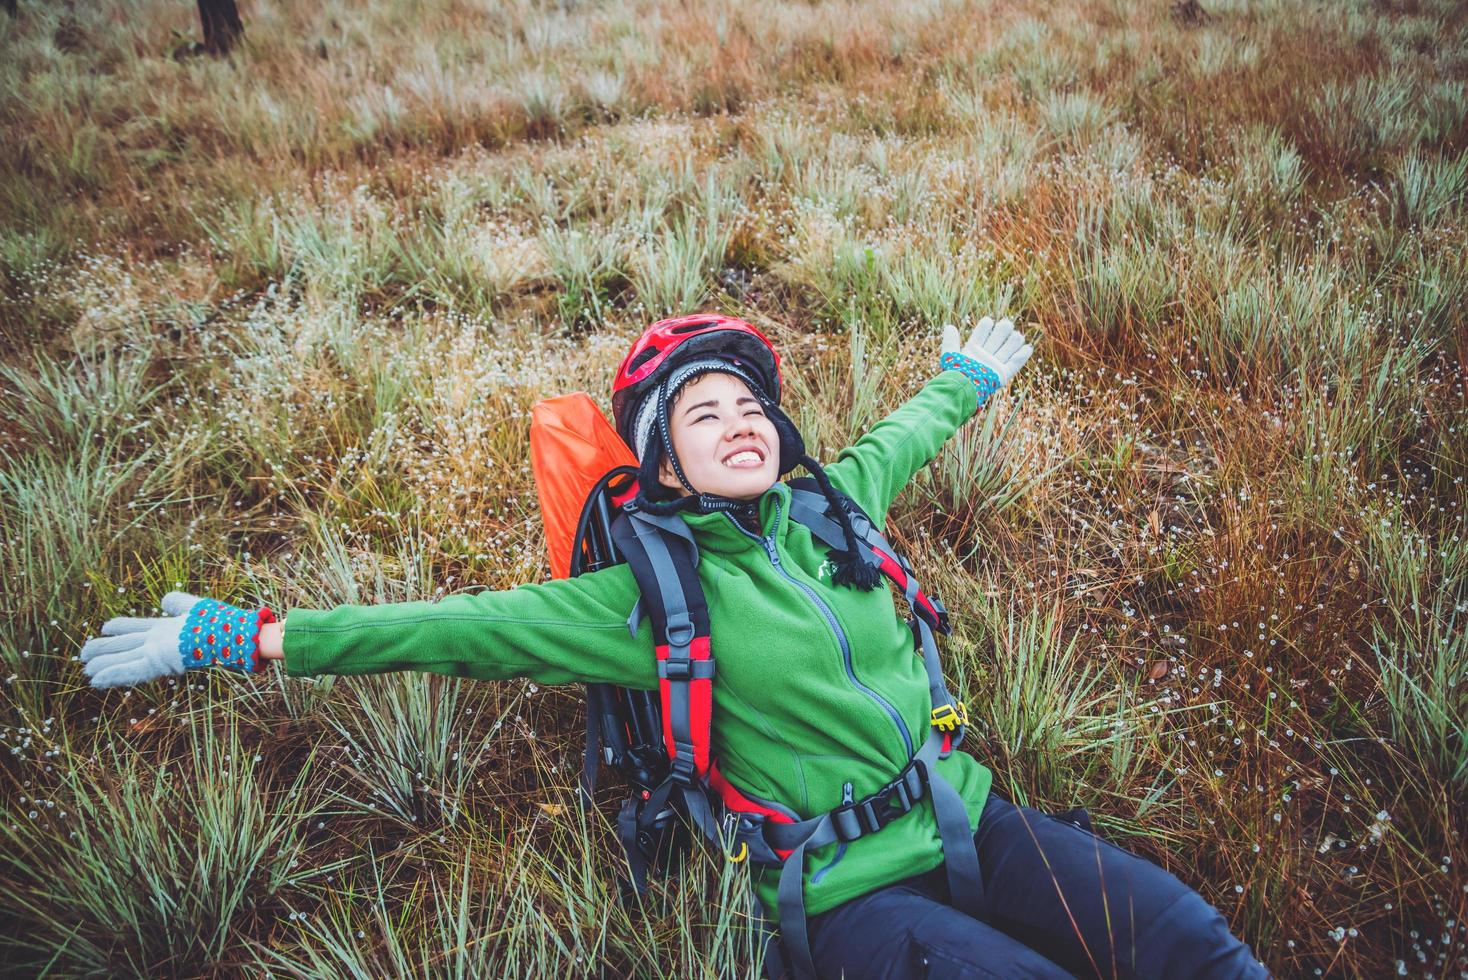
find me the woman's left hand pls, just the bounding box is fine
[940,317,1034,405]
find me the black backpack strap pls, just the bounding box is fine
[616,792,653,895]
[612,510,714,783]
[609,509,725,892]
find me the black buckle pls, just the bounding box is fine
[908,605,948,639]
[832,798,879,841]
[935,611,952,636]
[670,751,698,786]
[830,762,927,842]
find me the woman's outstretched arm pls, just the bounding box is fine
[273,563,654,688]
[823,317,1034,526]
[81,563,657,691]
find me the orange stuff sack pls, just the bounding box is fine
[530,392,640,580]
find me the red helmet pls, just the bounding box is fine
[611,314,782,446]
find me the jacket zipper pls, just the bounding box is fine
[811,781,854,883]
[726,497,915,758]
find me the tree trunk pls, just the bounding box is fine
[196,0,243,55]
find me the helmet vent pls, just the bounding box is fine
[668,320,717,335]
[628,347,661,372]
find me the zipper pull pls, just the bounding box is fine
[841,781,854,806]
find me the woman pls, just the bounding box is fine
[79,314,1268,979]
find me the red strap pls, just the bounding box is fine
[611,479,640,508]
[655,635,714,777]
[869,545,944,629]
[708,761,794,860]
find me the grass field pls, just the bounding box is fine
[1,0,1465,975]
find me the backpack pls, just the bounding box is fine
[530,393,982,980]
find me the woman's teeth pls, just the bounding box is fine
[723,451,762,468]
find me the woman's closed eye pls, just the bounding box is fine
[695,411,762,422]
[691,400,765,423]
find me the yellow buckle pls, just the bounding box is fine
[726,841,748,863]
[931,702,968,732]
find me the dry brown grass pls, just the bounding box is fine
[2,0,1466,975]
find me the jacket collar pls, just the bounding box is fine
[676,481,789,552]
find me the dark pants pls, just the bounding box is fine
[805,794,1269,979]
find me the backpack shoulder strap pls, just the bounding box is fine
[608,509,724,895]
[785,480,950,635]
[610,509,715,784]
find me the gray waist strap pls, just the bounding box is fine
[762,732,985,980]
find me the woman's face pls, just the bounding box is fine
[658,372,780,500]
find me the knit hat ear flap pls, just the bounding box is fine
[798,452,882,591]
[633,376,687,501]
[761,401,806,476]
[635,431,677,502]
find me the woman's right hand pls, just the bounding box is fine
[79,591,275,688]
[939,316,1035,406]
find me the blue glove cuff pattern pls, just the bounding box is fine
[178,597,275,673]
[940,351,1002,408]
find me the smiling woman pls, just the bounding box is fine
[656,372,781,500]
[72,312,1277,980]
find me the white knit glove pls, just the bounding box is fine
[79,591,273,688]
[940,317,1034,399]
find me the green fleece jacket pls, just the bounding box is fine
[283,369,992,919]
